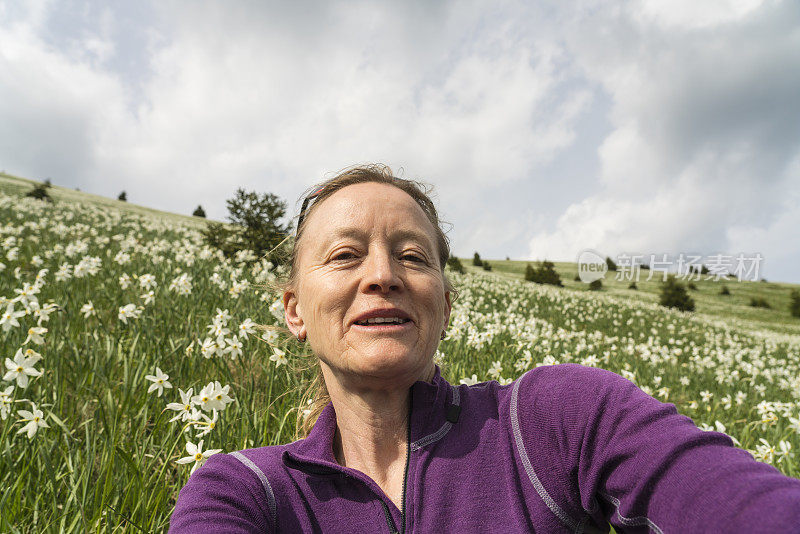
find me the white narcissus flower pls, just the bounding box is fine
[165,388,195,423]
[269,348,288,367]
[80,301,96,318]
[32,302,58,325]
[459,374,479,386]
[118,303,142,324]
[238,318,257,340]
[176,440,222,474]
[144,367,172,397]
[0,385,14,420]
[119,273,131,289]
[192,382,233,412]
[214,308,231,326]
[194,410,218,438]
[3,348,43,388]
[140,291,155,305]
[17,403,49,438]
[211,381,234,409]
[269,299,284,321]
[138,273,157,290]
[24,325,47,345]
[1,304,26,332]
[199,337,216,359]
[224,336,243,360]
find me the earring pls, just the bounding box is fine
[297,333,306,343]
[440,331,446,340]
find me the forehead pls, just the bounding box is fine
[302,182,438,246]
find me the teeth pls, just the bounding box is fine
[356,317,408,325]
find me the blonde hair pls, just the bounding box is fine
[284,163,454,438]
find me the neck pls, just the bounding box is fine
[321,361,435,486]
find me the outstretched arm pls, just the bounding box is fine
[516,364,800,533]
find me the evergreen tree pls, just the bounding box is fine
[202,188,289,263]
[525,260,563,287]
[25,184,52,202]
[790,290,800,318]
[472,252,483,267]
[659,275,695,312]
[446,255,465,274]
[118,191,127,201]
[193,205,207,218]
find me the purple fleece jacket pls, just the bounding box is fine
[169,364,800,533]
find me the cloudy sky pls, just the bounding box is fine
[1,0,798,282]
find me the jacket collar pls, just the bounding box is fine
[283,364,454,474]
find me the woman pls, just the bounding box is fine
[170,165,800,533]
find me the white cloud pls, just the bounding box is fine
[528,0,800,281]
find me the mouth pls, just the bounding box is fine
[351,308,413,328]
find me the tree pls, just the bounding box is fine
[472,252,483,267]
[193,205,207,218]
[446,255,465,274]
[605,257,617,271]
[202,188,289,263]
[25,184,52,202]
[720,285,731,296]
[589,279,602,291]
[749,297,771,309]
[790,290,800,318]
[659,275,695,312]
[482,261,492,271]
[118,191,127,201]
[524,260,563,287]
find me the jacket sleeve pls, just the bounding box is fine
[517,364,800,533]
[168,452,274,533]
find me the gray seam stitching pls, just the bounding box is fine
[410,385,460,452]
[511,371,582,532]
[598,491,664,534]
[230,451,277,528]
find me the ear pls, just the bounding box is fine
[282,288,306,340]
[443,290,452,331]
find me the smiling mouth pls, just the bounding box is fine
[354,317,411,326]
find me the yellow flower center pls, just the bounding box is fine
[16,366,23,373]
[194,453,203,461]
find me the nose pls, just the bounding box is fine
[360,248,402,294]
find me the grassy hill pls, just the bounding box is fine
[465,259,800,337]
[0,171,210,228]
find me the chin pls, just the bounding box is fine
[351,347,422,378]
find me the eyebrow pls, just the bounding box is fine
[318,227,435,251]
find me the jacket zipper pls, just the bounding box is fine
[400,393,412,533]
[383,393,413,534]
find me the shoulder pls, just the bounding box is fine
[508,363,661,451]
[169,445,288,534]
[514,363,636,407]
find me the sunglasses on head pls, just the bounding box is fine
[295,178,411,238]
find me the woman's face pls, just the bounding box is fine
[283,182,451,384]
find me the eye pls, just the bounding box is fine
[331,251,358,261]
[400,252,425,263]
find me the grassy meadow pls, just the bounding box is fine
[1,173,799,532]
